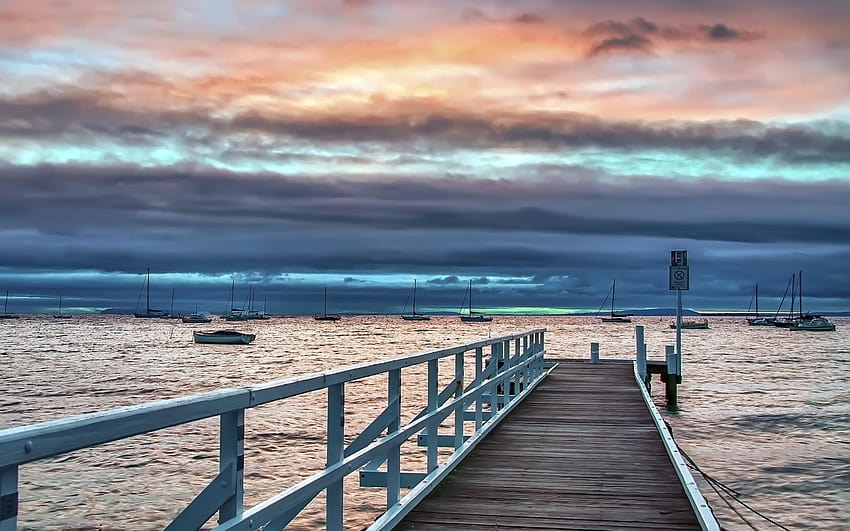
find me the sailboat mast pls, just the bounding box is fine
[4,290,7,314]
[799,270,803,317]
[170,288,175,315]
[469,280,473,314]
[324,287,328,316]
[611,278,616,316]
[412,279,417,314]
[755,283,759,317]
[790,273,796,318]
[146,268,151,312]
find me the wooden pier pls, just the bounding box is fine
[396,361,704,530]
[1,328,715,530]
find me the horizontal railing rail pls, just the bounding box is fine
[0,328,547,531]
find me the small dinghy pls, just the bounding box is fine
[193,329,256,344]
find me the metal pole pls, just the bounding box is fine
[676,289,683,367]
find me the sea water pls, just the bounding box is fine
[1,315,848,530]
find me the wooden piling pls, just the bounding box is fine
[665,345,679,410]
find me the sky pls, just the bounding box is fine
[1,0,849,315]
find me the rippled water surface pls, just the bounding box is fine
[2,315,848,530]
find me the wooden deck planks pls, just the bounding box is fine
[394,362,701,530]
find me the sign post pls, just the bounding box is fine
[667,250,689,410]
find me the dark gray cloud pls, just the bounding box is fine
[588,34,653,57]
[513,13,543,24]
[2,164,849,249]
[5,91,849,165]
[583,16,760,57]
[0,163,848,313]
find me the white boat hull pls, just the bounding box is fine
[790,318,836,331]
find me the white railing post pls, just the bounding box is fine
[489,343,499,412]
[535,331,543,376]
[590,342,600,364]
[635,326,647,384]
[0,465,18,531]
[474,346,484,430]
[218,409,245,524]
[454,352,464,449]
[327,383,345,530]
[514,337,522,394]
[426,359,438,472]
[387,369,401,507]
[503,339,512,402]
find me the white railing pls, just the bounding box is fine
[0,328,547,530]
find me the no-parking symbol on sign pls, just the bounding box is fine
[669,265,689,290]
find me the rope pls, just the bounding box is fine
[665,421,792,531]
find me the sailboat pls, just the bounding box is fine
[789,270,835,331]
[773,273,797,328]
[313,287,341,321]
[0,290,20,319]
[245,287,270,320]
[746,283,774,326]
[182,306,212,323]
[459,280,492,322]
[53,295,73,319]
[134,269,166,318]
[670,318,710,329]
[599,278,632,323]
[160,288,181,319]
[401,279,430,321]
[224,279,248,321]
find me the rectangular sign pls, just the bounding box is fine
[671,250,688,267]
[669,265,689,290]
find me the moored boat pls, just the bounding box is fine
[401,279,431,321]
[52,295,73,319]
[1,290,20,319]
[223,279,248,321]
[192,329,255,344]
[182,309,212,323]
[459,280,492,322]
[133,269,166,318]
[790,317,836,332]
[746,283,774,326]
[670,319,710,329]
[313,287,341,321]
[599,278,632,323]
